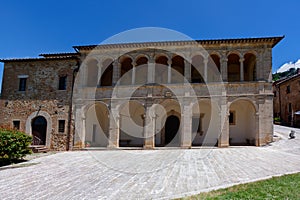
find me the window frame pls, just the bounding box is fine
[286,85,291,94]
[58,75,67,90]
[13,120,20,130]
[58,120,66,133]
[229,111,236,125]
[18,78,27,91]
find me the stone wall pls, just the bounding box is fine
[273,74,300,127]
[0,59,77,150]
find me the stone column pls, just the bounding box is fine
[143,104,155,149]
[97,63,102,87]
[204,57,208,83]
[240,58,244,82]
[221,55,228,82]
[218,98,229,147]
[181,100,192,148]
[108,107,120,148]
[184,60,191,83]
[167,59,172,84]
[132,62,136,85]
[148,57,155,84]
[81,117,86,148]
[256,96,273,146]
[255,51,262,81]
[112,60,120,85]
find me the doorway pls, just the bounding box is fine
[32,116,47,145]
[164,115,180,147]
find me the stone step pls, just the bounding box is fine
[29,145,49,153]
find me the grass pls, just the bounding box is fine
[179,173,300,200]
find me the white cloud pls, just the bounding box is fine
[277,59,300,73]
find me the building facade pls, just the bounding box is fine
[0,36,283,150]
[273,73,300,127]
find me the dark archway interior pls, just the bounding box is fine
[165,115,180,146]
[32,116,47,145]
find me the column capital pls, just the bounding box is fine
[239,58,245,63]
[221,57,228,62]
[167,59,172,65]
[113,60,118,65]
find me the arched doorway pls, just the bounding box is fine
[164,115,180,146]
[229,99,256,146]
[85,103,109,147]
[119,101,145,147]
[32,116,47,145]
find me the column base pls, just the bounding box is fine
[143,145,155,150]
[218,142,229,148]
[180,145,191,149]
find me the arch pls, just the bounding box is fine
[154,53,169,61]
[119,101,145,147]
[191,100,219,146]
[226,51,242,57]
[191,55,205,83]
[155,99,181,147]
[227,53,241,82]
[100,58,113,86]
[229,99,257,146]
[155,55,169,84]
[31,116,47,145]
[120,57,133,85]
[171,55,185,83]
[135,54,150,62]
[26,111,52,148]
[208,54,221,82]
[229,97,258,112]
[86,58,99,87]
[85,103,109,147]
[82,101,110,117]
[244,53,256,81]
[135,56,148,85]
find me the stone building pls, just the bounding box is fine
[0,36,283,150]
[273,73,300,127]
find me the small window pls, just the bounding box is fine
[286,85,291,94]
[13,120,20,130]
[273,91,276,97]
[288,103,292,113]
[58,120,65,133]
[229,111,235,125]
[58,76,67,90]
[19,78,27,91]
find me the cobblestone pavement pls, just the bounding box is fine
[0,125,300,200]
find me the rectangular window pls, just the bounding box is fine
[58,76,67,90]
[58,120,65,133]
[13,120,20,130]
[274,91,276,97]
[286,85,291,94]
[19,78,27,91]
[288,103,292,113]
[229,111,235,125]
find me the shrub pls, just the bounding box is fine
[274,117,281,123]
[0,128,32,165]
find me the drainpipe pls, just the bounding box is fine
[278,85,282,123]
[66,58,80,151]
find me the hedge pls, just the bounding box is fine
[0,128,32,164]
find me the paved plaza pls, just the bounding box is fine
[0,125,300,199]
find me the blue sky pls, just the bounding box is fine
[1,0,300,91]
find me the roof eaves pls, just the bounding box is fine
[72,36,285,51]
